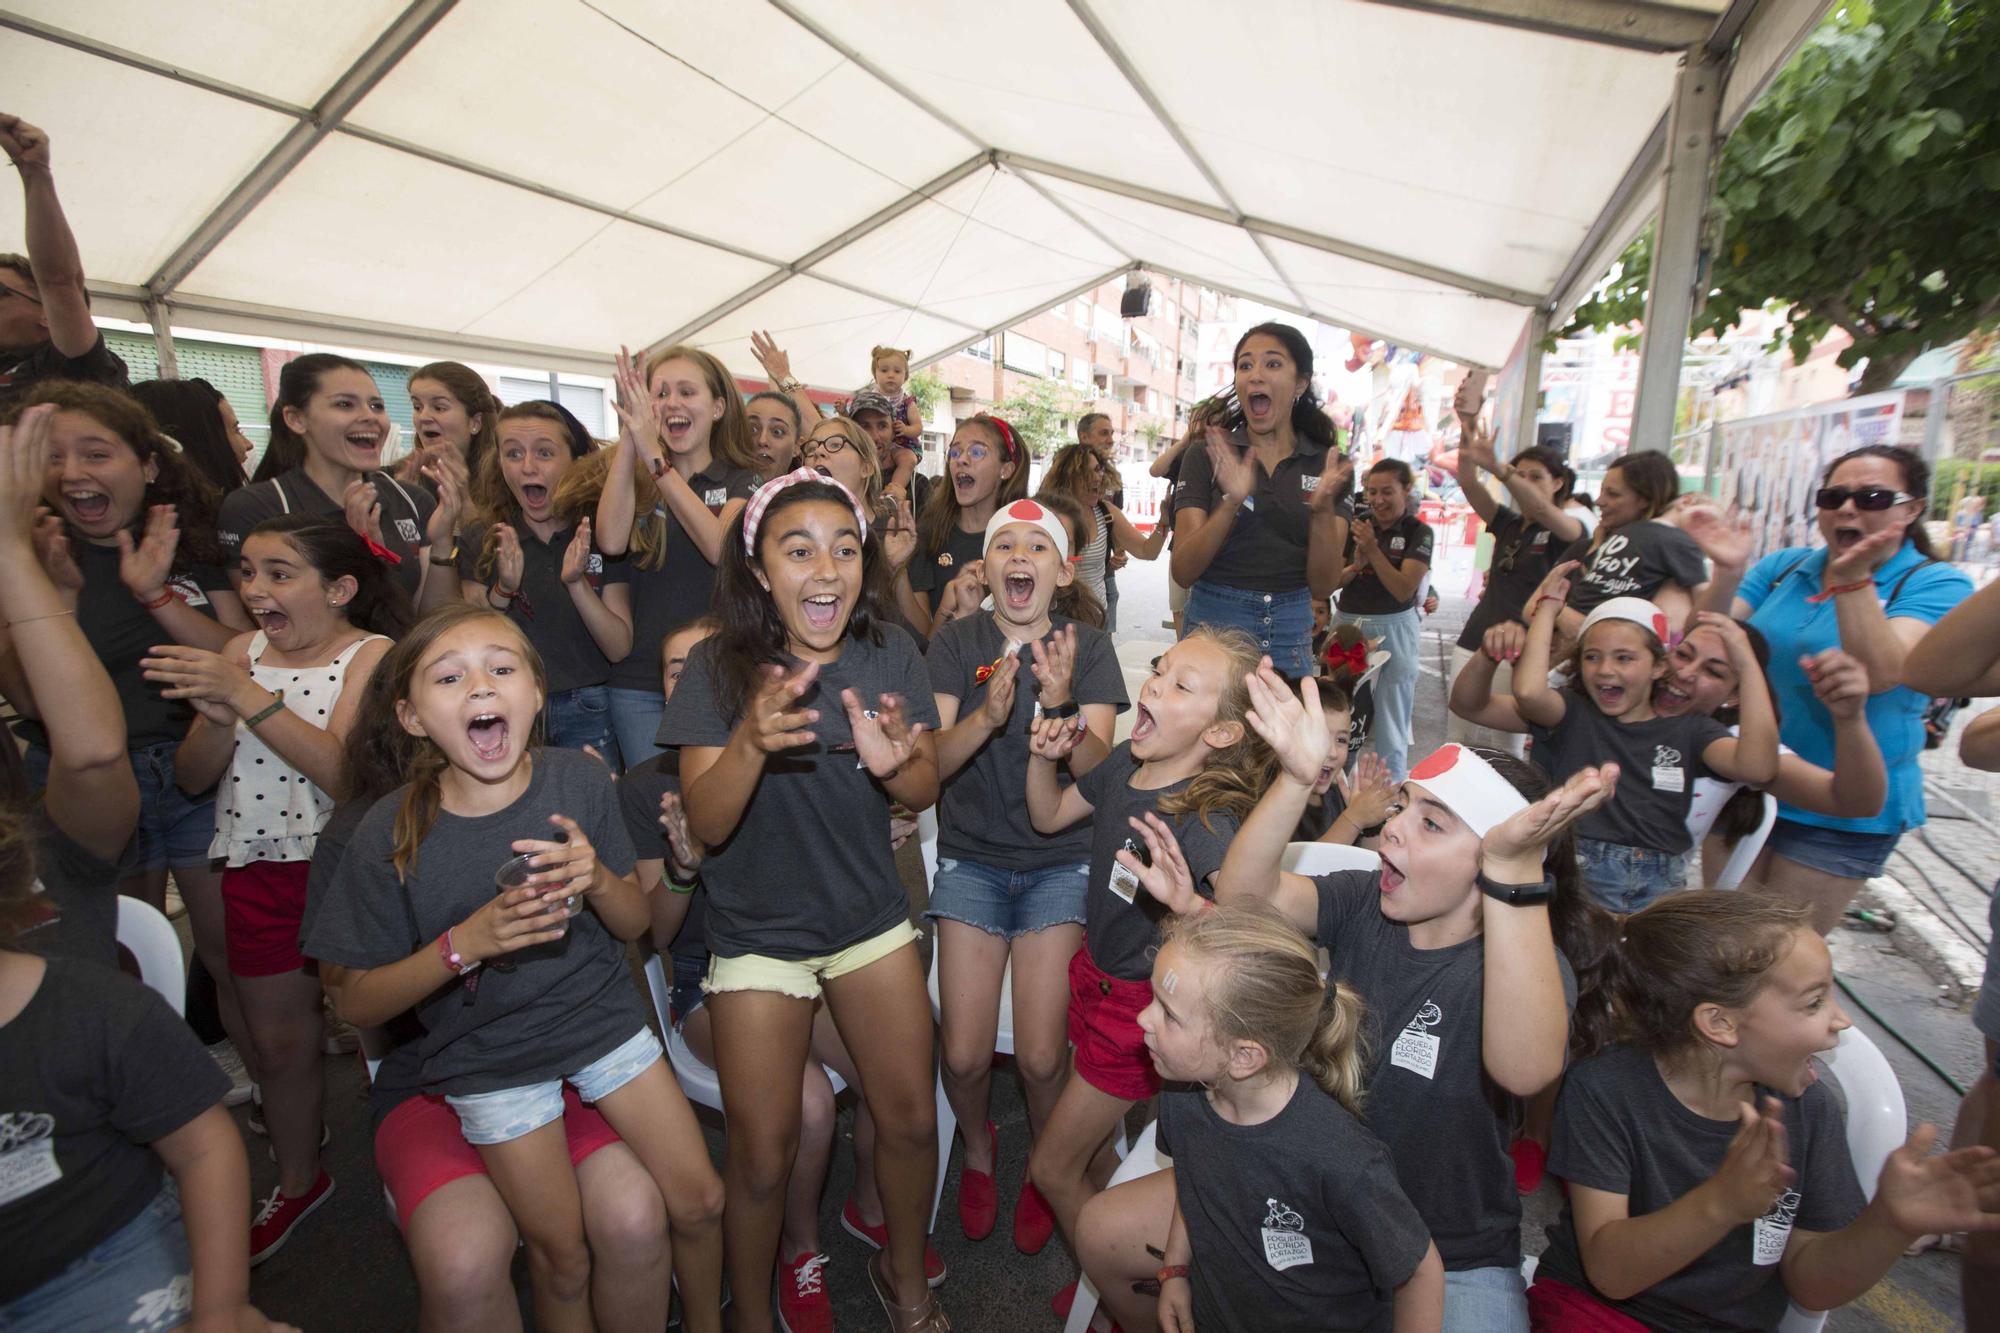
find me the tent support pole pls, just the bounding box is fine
[1630,48,1723,457]
[145,301,180,379]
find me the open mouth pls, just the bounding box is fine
[801,593,842,633]
[468,713,509,763]
[662,413,694,445]
[1130,703,1156,742]
[345,431,382,456]
[520,483,549,509]
[63,488,111,524]
[1379,854,1405,895]
[1246,392,1272,417]
[418,426,444,443]
[249,607,291,636]
[953,470,978,492]
[1655,679,1691,712]
[1315,764,1337,792]
[1003,572,1036,610]
[1593,683,1627,709]
[1831,525,1863,550]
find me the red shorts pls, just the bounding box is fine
[375,1086,622,1233]
[222,860,312,977]
[1526,1277,1650,1332]
[1067,946,1160,1101]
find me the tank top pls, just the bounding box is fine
[210,631,385,866]
[1075,501,1111,602]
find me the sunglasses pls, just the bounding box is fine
[1814,486,1918,512]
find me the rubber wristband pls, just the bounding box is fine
[1157,1265,1191,1284]
[242,689,286,730]
[1806,579,1872,604]
[135,587,177,610]
[666,879,697,896]
[437,928,478,976]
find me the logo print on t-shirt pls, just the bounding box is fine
[703,487,727,508]
[1390,1001,1442,1079]
[395,518,421,543]
[1752,1188,1802,1265]
[0,1110,60,1206]
[938,552,954,568]
[1261,1198,1313,1271]
[1301,474,1319,494]
[1651,745,1685,794]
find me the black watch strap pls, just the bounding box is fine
[1041,700,1081,720]
[1476,869,1554,906]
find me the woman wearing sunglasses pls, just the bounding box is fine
[1708,443,1968,933]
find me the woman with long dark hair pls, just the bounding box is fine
[130,377,253,493]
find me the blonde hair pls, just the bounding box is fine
[643,344,756,474]
[1155,625,1278,829]
[549,447,671,570]
[807,415,885,512]
[870,345,911,373]
[380,606,548,880]
[1164,902,1369,1113]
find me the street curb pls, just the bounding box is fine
[1860,874,1983,1001]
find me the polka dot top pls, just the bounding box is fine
[209,631,387,868]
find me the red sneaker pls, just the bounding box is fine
[1512,1138,1547,1196]
[839,1196,947,1287]
[250,1169,334,1265]
[776,1251,833,1333]
[959,1121,999,1240]
[1013,1178,1056,1255]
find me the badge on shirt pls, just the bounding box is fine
[1651,745,1685,794]
[0,1112,61,1206]
[703,487,728,508]
[1107,860,1141,905]
[938,553,954,568]
[585,553,604,577]
[1300,474,1319,494]
[1389,1000,1442,1079]
[1261,1198,1313,1271]
[395,518,420,544]
[1752,1189,1801,1265]
[167,575,208,608]
[1390,536,1405,553]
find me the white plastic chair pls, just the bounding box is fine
[1280,841,1380,877]
[1715,792,1778,891]
[1063,1120,1172,1333]
[1114,639,1168,673]
[117,896,185,1015]
[640,953,848,1119]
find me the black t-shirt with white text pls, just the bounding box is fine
[1173,431,1346,593]
[1560,519,1706,614]
[609,464,757,693]
[219,469,436,601]
[1338,512,1434,616]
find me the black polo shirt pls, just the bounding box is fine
[1337,512,1433,616]
[1457,506,1560,649]
[908,526,989,612]
[218,469,435,600]
[1172,431,1347,593]
[458,521,628,694]
[0,333,131,410]
[608,463,757,693]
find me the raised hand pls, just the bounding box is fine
[1529,559,1581,616]
[881,495,918,574]
[1028,711,1087,763]
[1482,619,1526,663]
[1337,750,1396,827]
[612,345,663,459]
[843,689,925,779]
[1457,419,1498,474]
[1028,623,1079,706]
[975,651,1020,730]
[933,561,986,629]
[1119,812,1201,915]
[736,661,820,755]
[1241,659,1330,786]
[1310,450,1354,511]
[0,113,50,170]
[116,504,182,602]
[748,330,792,384]
[1871,1123,2000,1238]
[139,644,255,726]
[1206,425,1256,500]
[1825,525,1903,585]
[1479,762,1619,864]
[1706,1097,1797,1227]
[341,478,387,548]
[1680,500,1755,570]
[0,402,54,543]
[560,517,595,585]
[1690,610,1753,666]
[420,445,469,547]
[492,524,525,595]
[1803,648,1869,719]
[658,791,703,879]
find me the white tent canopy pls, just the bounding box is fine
[3,0,1830,383]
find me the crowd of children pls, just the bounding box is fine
[1,306,1995,1333]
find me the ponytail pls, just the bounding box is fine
[1302,981,1369,1113]
[245,515,416,639]
[256,353,371,484]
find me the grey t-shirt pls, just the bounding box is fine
[927,613,1128,869]
[1072,743,1240,981]
[1537,1043,1864,1333]
[14,822,123,967]
[219,469,437,601]
[1529,692,1730,854]
[304,747,645,1096]
[0,960,230,1303]
[1561,520,1707,614]
[655,627,940,960]
[617,753,708,962]
[457,520,628,695]
[609,463,758,693]
[1173,431,1346,593]
[1158,1078,1431,1333]
[1314,869,1575,1271]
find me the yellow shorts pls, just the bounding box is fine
[704,921,920,1000]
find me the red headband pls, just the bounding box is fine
[985,415,1019,460]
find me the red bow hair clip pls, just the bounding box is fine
[365,536,403,566]
[1322,639,1367,676]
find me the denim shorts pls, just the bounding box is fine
[445,1025,661,1145]
[1181,581,1315,677]
[668,950,708,1026]
[1575,837,1689,914]
[543,683,612,757]
[705,920,921,1001]
[1763,817,1900,881]
[1442,1264,1528,1333]
[0,1182,192,1332]
[24,740,216,872]
[925,856,1088,939]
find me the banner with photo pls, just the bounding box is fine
[1712,391,1907,562]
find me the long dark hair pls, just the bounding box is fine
[711,480,888,717]
[1604,450,1681,522]
[1824,443,1936,559]
[254,353,373,484]
[408,361,500,479]
[7,379,229,570]
[243,515,416,639]
[1217,322,1341,456]
[1511,444,1576,506]
[918,414,1027,560]
[1034,490,1106,628]
[129,377,247,492]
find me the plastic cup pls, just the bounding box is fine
[494,852,572,969]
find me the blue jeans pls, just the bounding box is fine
[24,740,215,871]
[925,856,1089,938]
[1,1183,192,1332]
[1443,1264,1528,1333]
[1337,607,1420,780]
[1762,817,1899,880]
[543,684,612,757]
[607,686,665,772]
[1181,581,1314,677]
[1576,837,1690,912]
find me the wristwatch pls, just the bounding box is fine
[1476,869,1554,906]
[429,543,459,567]
[1041,700,1081,720]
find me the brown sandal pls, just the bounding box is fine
[868,1249,952,1332]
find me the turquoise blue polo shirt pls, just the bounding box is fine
[1739,542,1969,834]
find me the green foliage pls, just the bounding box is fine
[993,375,1082,459]
[906,369,948,421]
[1562,0,2000,390]
[1929,458,2000,517]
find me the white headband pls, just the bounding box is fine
[1405,744,1528,838]
[1578,596,1672,645]
[983,497,1070,563]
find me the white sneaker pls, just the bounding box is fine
[209,1040,253,1108]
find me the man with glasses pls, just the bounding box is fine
[1078,413,1123,630]
[0,114,128,410]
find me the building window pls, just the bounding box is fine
[968,336,994,361]
[1049,350,1066,379]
